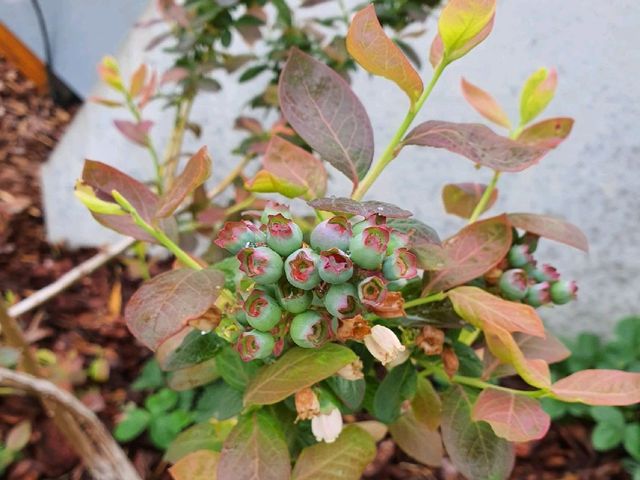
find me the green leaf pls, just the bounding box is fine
[373,361,417,424]
[239,64,269,82]
[5,420,31,451]
[625,423,640,461]
[217,346,261,391]
[453,341,484,377]
[592,422,624,451]
[149,410,193,450]
[519,67,557,126]
[169,450,220,480]
[244,344,357,406]
[114,408,151,442]
[411,377,442,431]
[0,447,15,475]
[291,425,376,480]
[195,380,244,421]
[167,358,220,391]
[145,388,178,415]
[218,411,291,480]
[540,398,568,421]
[590,406,625,427]
[164,422,225,463]
[132,359,165,391]
[389,410,443,466]
[161,330,224,371]
[325,376,366,412]
[441,386,515,480]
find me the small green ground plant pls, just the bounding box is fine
[77,1,640,479]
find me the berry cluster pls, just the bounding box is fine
[496,232,578,307]
[214,202,418,361]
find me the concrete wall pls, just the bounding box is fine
[40,0,640,335]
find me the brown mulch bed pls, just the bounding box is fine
[0,56,630,480]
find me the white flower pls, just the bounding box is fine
[337,359,364,380]
[386,347,410,369]
[311,408,343,443]
[364,325,406,365]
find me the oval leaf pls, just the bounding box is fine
[308,197,413,218]
[441,385,515,480]
[507,213,588,252]
[125,268,225,350]
[517,117,574,148]
[437,0,496,63]
[551,370,640,406]
[387,218,444,269]
[346,4,423,104]
[291,425,376,480]
[279,48,374,187]
[389,410,443,466]
[404,121,554,172]
[169,450,220,480]
[113,119,152,146]
[519,67,557,126]
[461,77,511,128]
[472,390,550,442]
[218,411,291,480]
[411,377,442,430]
[244,344,357,406]
[423,215,512,293]
[442,182,498,219]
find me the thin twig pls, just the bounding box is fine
[7,237,135,319]
[207,153,253,200]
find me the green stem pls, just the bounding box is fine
[111,190,203,271]
[225,194,256,217]
[351,61,447,201]
[451,373,547,398]
[404,291,447,309]
[467,170,501,224]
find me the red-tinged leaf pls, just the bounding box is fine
[129,64,147,97]
[403,121,553,172]
[237,6,266,46]
[169,450,220,480]
[483,324,551,389]
[279,48,374,187]
[90,97,123,108]
[247,136,327,199]
[507,213,588,252]
[82,160,174,242]
[291,425,375,480]
[520,67,557,126]
[486,332,570,379]
[138,71,157,109]
[389,410,443,466]
[161,67,190,86]
[218,411,291,480]
[234,116,263,135]
[441,386,515,480]
[551,370,640,406]
[461,77,511,128]
[157,0,191,28]
[346,5,423,105]
[423,215,512,293]
[124,268,225,351]
[517,117,574,148]
[429,34,444,69]
[156,147,212,217]
[472,390,550,442]
[113,119,153,146]
[308,197,413,218]
[442,182,498,219]
[448,286,544,337]
[387,218,445,270]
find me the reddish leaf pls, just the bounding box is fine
[403,121,554,172]
[447,286,544,337]
[472,390,550,442]
[346,5,423,105]
[423,215,511,293]
[551,370,640,406]
[507,213,588,252]
[308,197,412,218]
[161,67,190,86]
[129,64,147,97]
[113,119,153,146]
[389,410,443,466]
[234,116,264,135]
[138,71,158,109]
[124,268,225,350]
[156,147,212,217]
[442,183,498,219]
[429,14,495,67]
[517,117,574,148]
[461,78,511,128]
[169,450,220,480]
[387,218,444,269]
[90,97,123,108]
[279,48,374,187]
[247,136,327,199]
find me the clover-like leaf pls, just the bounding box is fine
[461,77,511,128]
[346,4,423,105]
[279,48,374,188]
[442,182,498,219]
[507,213,588,252]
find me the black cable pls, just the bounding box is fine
[30,0,53,68]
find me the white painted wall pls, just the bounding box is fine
[41,0,640,335]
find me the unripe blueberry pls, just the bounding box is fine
[237,246,283,285]
[386,229,409,255]
[290,311,337,348]
[357,276,387,308]
[260,200,292,224]
[285,248,321,290]
[526,263,560,283]
[266,214,303,256]
[244,289,282,331]
[318,249,353,284]
[235,308,248,326]
[310,216,351,252]
[351,214,386,236]
[382,248,418,281]
[550,280,578,305]
[214,220,265,254]
[507,244,534,268]
[274,280,313,313]
[324,283,360,319]
[498,269,529,301]
[349,226,390,270]
[524,281,551,307]
[236,330,275,361]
